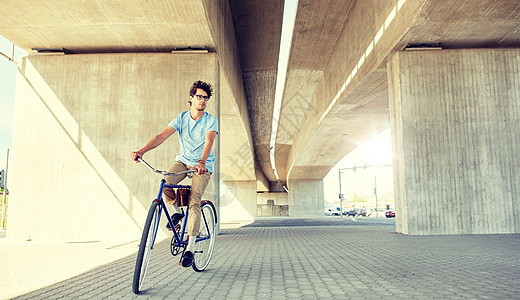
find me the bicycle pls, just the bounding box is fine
[132,157,217,294]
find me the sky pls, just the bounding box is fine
[0,37,19,172]
[323,129,393,205]
[0,36,26,173]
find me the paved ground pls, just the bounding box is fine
[2,217,520,299]
[0,238,138,300]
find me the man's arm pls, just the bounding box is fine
[131,126,176,162]
[193,131,218,174]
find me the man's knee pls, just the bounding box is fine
[163,188,176,204]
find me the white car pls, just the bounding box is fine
[324,207,341,216]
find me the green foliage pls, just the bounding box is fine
[350,193,367,203]
[348,191,394,206]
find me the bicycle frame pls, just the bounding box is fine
[149,180,192,250]
[138,158,212,249]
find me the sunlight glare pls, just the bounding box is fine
[362,129,392,166]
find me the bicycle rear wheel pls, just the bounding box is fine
[132,200,161,294]
[192,202,216,272]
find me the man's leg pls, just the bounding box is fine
[163,161,188,205]
[186,172,211,236]
[164,161,188,231]
[181,171,211,267]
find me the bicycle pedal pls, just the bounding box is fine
[178,255,186,266]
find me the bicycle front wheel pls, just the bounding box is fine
[192,202,216,272]
[132,200,161,294]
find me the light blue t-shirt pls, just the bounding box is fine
[168,111,219,173]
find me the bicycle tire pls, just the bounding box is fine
[132,200,161,294]
[192,203,216,272]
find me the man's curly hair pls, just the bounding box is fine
[189,80,213,99]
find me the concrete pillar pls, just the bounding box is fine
[220,180,256,222]
[288,179,324,217]
[8,53,220,242]
[388,49,520,235]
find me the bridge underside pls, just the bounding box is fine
[0,0,519,240]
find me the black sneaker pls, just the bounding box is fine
[166,213,184,231]
[181,251,194,267]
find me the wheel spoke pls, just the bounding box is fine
[132,201,160,294]
[192,203,216,272]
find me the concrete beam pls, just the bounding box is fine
[286,0,427,181]
[204,0,256,182]
[0,0,215,53]
[229,0,284,183]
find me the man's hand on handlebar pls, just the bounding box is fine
[131,151,144,163]
[192,160,208,175]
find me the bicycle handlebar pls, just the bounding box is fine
[137,157,195,177]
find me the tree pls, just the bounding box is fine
[350,193,367,203]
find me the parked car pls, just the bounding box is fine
[346,208,367,217]
[385,210,395,218]
[325,207,342,216]
[346,209,357,216]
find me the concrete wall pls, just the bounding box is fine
[388,49,520,235]
[220,180,256,223]
[257,200,289,217]
[288,180,324,217]
[257,192,289,206]
[257,192,289,217]
[220,186,291,220]
[8,53,220,242]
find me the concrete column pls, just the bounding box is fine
[288,179,324,217]
[220,180,256,223]
[8,53,220,242]
[388,49,520,235]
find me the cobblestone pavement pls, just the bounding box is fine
[10,218,520,299]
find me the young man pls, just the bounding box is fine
[131,80,218,268]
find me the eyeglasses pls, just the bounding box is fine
[193,94,209,101]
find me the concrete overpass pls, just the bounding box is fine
[1,0,519,241]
